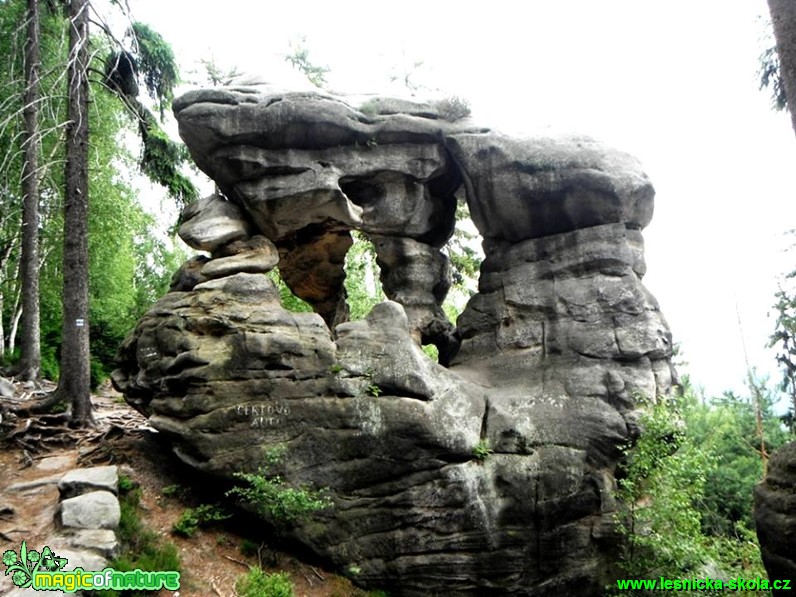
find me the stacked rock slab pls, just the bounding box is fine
[112,82,675,596]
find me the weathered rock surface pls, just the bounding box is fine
[59,491,120,530]
[755,441,796,591]
[58,465,118,498]
[0,376,14,399]
[178,193,252,252]
[113,84,675,595]
[57,529,119,558]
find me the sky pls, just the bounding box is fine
[124,0,796,402]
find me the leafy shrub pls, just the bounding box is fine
[226,445,331,530]
[97,477,180,597]
[612,386,774,594]
[235,568,294,597]
[434,96,471,122]
[161,484,183,498]
[172,503,231,538]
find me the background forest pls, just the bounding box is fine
[0,0,795,594]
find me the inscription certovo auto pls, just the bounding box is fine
[235,402,291,428]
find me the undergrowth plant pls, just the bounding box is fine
[612,392,770,596]
[235,568,294,597]
[472,439,493,462]
[226,445,332,532]
[97,475,180,597]
[171,503,231,538]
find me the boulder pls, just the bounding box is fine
[59,491,120,530]
[58,466,118,499]
[445,133,654,243]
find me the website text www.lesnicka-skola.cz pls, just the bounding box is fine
[616,577,791,592]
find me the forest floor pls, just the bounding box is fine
[0,382,367,597]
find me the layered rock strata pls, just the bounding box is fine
[112,82,674,595]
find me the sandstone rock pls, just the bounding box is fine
[169,255,210,291]
[111,84,675,595]
[50,547,108,572]
[60,491,120,530]
[371,235,458,363]
[58,466,118,499]
[755,440,796,590]
[178,193,252,252]
[201,235,279,278]
[0,376,14,399]
[446,133,655,243]
[58,528,119,558]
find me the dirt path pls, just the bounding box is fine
[0,385,365,597]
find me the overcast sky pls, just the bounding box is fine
[126,0,796,402]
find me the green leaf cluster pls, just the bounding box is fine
[226,445,332,531]
[99,477,180,597]
[131,22,178,119]
[235,568,295,597]
[171,503,232,538]
[0,0,192,382]
[613,376,787,594]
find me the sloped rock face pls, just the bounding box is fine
[113,82,674,595]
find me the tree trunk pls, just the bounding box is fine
[17,0,42,381]
[0,292,5,363]
[59,0,92,425]
[769,0,796,138]
[8,301,22,356]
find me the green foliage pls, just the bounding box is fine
[137,116,198,204]
[367,383,382,397]
[768,287,796,433]
[98,476,180,597]
[226,445,331,530]
[0,4,190,380]
[117,474,135,492]
[472,439,493,461]
[284,36,329,87]
[235,568,295,597]
[268,269,314,314]
[759,45,788,112]
[240,539,260,558]
[613,379,782,594]
[130,22,179,119]
[344,233,385,321]
[161,484,182,497]
[615,393,709,577]
[685,379,789,536]
[358,99,379,117]
[172,503,231,538]
[434,96,472,122]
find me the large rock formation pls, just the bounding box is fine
[755,441,796,593]
[112,81,674,595]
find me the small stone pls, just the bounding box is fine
[35,455,74,472]
[59,529,119,558]
[0,376,14,399]
[60,491,120,530]
[201,236,279,278]
[178,193,251,252]
[58,466,118,498]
